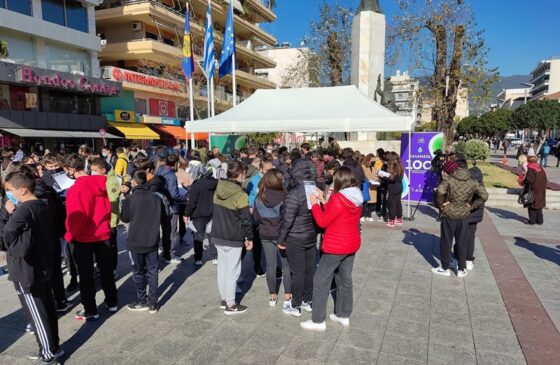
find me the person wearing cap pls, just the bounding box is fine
[432,160,488,278]
[522,153,547,225]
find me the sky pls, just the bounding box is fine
[261,0,560,76]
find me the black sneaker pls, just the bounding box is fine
[254,268,266,278]
[66,280,78,293]
[224,304,248,315]
[27,347,65,360]
[220,300,227,309]
[55,299,72,313]
[105,302,119,313]
[74,310,99,321]
[149,303,158,314]
[33,358,61,365]
[127,301,149,312]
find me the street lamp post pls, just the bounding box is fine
[520,83,534,140]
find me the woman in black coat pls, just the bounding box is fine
[278,154,317,317]
[524,155,547,225]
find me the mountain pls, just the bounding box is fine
[470,75,531,115]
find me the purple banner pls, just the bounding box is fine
[400,132,444,202]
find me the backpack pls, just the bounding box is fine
[155,192,173,217]
[543,145,551,155]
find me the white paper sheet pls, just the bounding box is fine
[377,170,391,178]
[52,171,75,192]
[304,181,317,210]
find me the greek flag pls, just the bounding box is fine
[219,0,235,77]
[181,2,195,80]
[203,3,215,79]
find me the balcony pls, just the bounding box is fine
[100,39,182,64]
[222,69,276,89]
[243,0,277,23]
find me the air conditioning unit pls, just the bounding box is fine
[131,22,143,31]
[71,70,85,76]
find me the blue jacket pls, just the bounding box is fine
[157,166,188,214]
[246,172,262,208]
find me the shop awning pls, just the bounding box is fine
[1,128,122,139]
[109,122,160,140]
[150,125,208,140]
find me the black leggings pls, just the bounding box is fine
[361,203,376,218]
[387,191,402,219]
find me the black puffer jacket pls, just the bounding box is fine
[184,174,218,219]
[468,166,485,224]
[278,159,317,246]
[343,158,366,185]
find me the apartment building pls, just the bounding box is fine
[384,70,420,125]
[95,0,277,143]
[256,43,311,88]
[530,57,560,99]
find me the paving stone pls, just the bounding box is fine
[335,327,385,351]
[476,350,527,365]
[379,332,428,360]
[428,342,476,365]
[325,345,377,365]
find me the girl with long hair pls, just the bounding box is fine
[384,152,404,227]
[361,153,378,222]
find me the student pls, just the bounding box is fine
[210,161,253,315]
[253,169,292,307]
[64,154,118,320]
[384,152,404,227]
[432,160,488,277]
[184,165,218,266]
[2,170,63,364]
[278,153,318,317]
[301,166,363,332]
[91,158,121,276]
[121,170,166,313]
[361,154,378,222]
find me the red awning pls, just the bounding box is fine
[150,125,208,140]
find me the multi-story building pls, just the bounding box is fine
[495,88,531,110]
[530,57,560,99]
[256,43,310,88]
[384,70,420,125]
[419,86,469,125]
[0,0,123,152]
[95,0,277,144]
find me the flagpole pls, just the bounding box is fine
[232,52,237,107]
[210,75,215,117]
[189,77,195,150]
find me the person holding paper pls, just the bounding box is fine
[361,154,378,222]
[278,152,318,318]
[382,152,405,227]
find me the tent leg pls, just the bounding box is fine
[407,128,412,220]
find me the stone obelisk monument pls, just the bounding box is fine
[351,0,385,101]
[351,0,385,141]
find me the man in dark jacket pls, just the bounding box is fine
[184,168,218,265]
[211,161,253,315]
[121,170,166,314]
[157,153,188,264]
[432,161,488,278]
[2,170,63,364]
[278,157,318,317]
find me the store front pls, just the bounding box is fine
[100,66,208,147]
[0,61,123,152]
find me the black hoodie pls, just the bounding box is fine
[278,159,317,246]
[343,158,366,185]
[253,189,286,241]
[184,174,218,219]
[121,184,166,253]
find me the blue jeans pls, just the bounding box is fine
[130,250,159,305]
[540,154,549,167]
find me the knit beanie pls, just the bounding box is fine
[442,160,460,174]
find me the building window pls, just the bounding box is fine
[45,41,91,76]
[42,0,88,33]
[44,89,96,115]
[135,98,147,114]
[0,30,35,65]
[1,0,32,16]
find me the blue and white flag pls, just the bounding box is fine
[219,0,236,77]
[203,2,215,79]
[181,2,195,81]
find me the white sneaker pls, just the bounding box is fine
[365,217,375,222]
[360,217,365,222]
[194,260,203,266]
[282,300,292,311]
[431,267,451,277]
[300,320,326,332]
[301,301,313,313]
[269,297,277,307]
[329,314,350,327]
[466,261,474,271]
[212,259,218,265]
[457,269,468,278]
[282,304,301,317]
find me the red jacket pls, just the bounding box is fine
[312,188,362,255]
[64,175,111,243]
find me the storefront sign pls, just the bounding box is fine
[115,109,135,123]
[105,67,181,92]
[149,99,176,117]
[142,115,162,124]
[162,118,180,126]
[400,132,444,202]
[14,65,121,96]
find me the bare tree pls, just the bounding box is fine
[387,0,499,146]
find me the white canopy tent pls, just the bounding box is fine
[186,85,415,218]
[186,85,413,133]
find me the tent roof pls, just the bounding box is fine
[187,85,413,133]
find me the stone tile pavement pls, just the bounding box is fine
[1,205,559,364]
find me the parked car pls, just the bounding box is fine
[508,138,523,148]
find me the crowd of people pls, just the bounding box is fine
[0,140,490,364]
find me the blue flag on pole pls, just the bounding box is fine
[203,2,215,79]
[219,0,235,77]
[182,3,195,81]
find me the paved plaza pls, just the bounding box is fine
[1,205,560,365]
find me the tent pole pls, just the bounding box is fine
[407,126,412,219]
